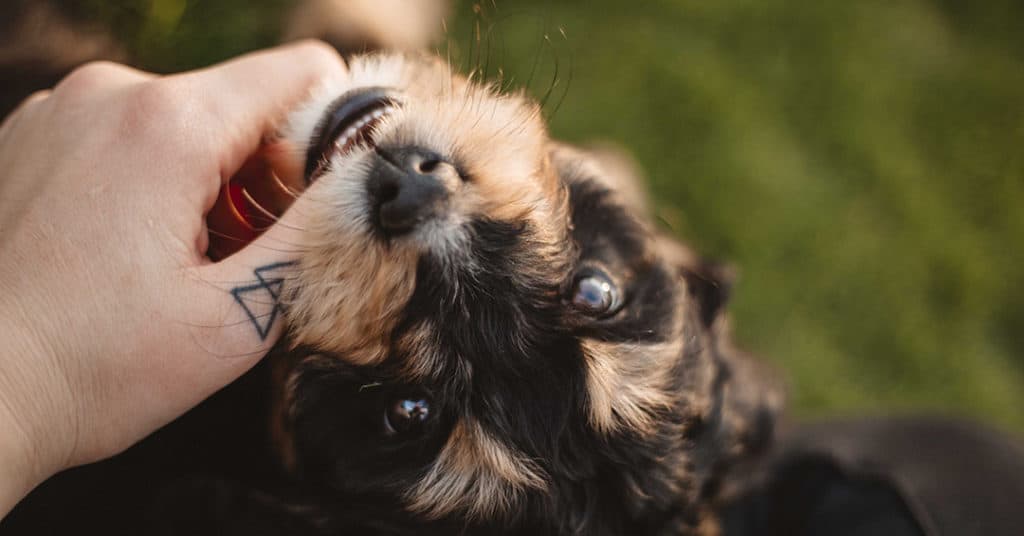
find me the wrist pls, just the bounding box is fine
[0,307,60,518]
[0,391,40,518]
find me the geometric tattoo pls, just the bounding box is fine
[229,261,297,340]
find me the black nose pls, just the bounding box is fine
[369,146,456,234]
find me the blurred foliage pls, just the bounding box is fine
[56,0,292,72]
[66,0,1024,430]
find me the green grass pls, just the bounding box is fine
[455,0,1024,430]
[80,0,1024,431]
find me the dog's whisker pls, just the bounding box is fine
[159,34,781,535]
[241,187,281,223]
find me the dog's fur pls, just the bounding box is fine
[1,3,781,535]
[236,52,782,535]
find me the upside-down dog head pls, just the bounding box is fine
[266,53,781,535]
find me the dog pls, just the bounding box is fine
[233,52,781,535]
[10,4,1024,536]
[3,3,781,535]
[166,49,780,535]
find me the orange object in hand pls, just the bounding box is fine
[206,144,303,261]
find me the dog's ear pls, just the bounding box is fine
[715,341,783,463]
[699,275,783,489]
[652,234,736,329]
[656,233,782,487]
[681,259,736,329]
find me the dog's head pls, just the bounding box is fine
[267,53,780,535]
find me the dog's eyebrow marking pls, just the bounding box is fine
[396,320,447,381]
[583,339,683,435]
[230,261,297,340]
[406,418,548,520]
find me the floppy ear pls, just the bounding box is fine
[687,256,780,455]
[704,292,783,491]
[715,339,784,462]
[651,232,737,329]
[656,233,783,483]
[681,259,736,329]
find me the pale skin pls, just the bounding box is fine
[0,41,347,518]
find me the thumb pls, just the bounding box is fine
[177,170,315,392]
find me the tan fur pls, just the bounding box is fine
[550,142,650,217]
[406,418,548,520]
[395,321,455,382]
[583,337,686,436]
[284,176,420,364]
[269,50,777,528]
[279,54,567,368]
[272,55,570,518]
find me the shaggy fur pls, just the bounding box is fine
[228,52,783,535]
[0,3,781,535]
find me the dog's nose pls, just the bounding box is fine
[369,146,456,234]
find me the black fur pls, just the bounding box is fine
[4,164,776,536]
[0,5,777,533]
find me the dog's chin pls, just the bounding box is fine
[276,155,466,365]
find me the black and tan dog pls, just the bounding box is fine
[1,3,780,534]
[241,53,781,535]
[5,3,1024,536]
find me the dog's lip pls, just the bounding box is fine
[305,87,400,183]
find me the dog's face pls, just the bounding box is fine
[269,53,779,534]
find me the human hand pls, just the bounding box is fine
[0,41,345,515]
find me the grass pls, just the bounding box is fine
[464,0,1024,430]
[74,0,1024,431]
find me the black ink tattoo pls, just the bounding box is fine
[230,261,297,340]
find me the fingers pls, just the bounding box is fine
[20,89,51,108]
[55,61,153,96]
[0,90,50,140]
[1,61,136,132]
[177,40,347,185]
[172,191,317,391]
[44,44,344,399]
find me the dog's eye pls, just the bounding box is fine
[384,397,431,436]
[570,271,620,316]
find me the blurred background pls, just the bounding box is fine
[4,0,1023,431]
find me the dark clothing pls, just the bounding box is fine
[7,410,1024,535]
[722,416,1024,536]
